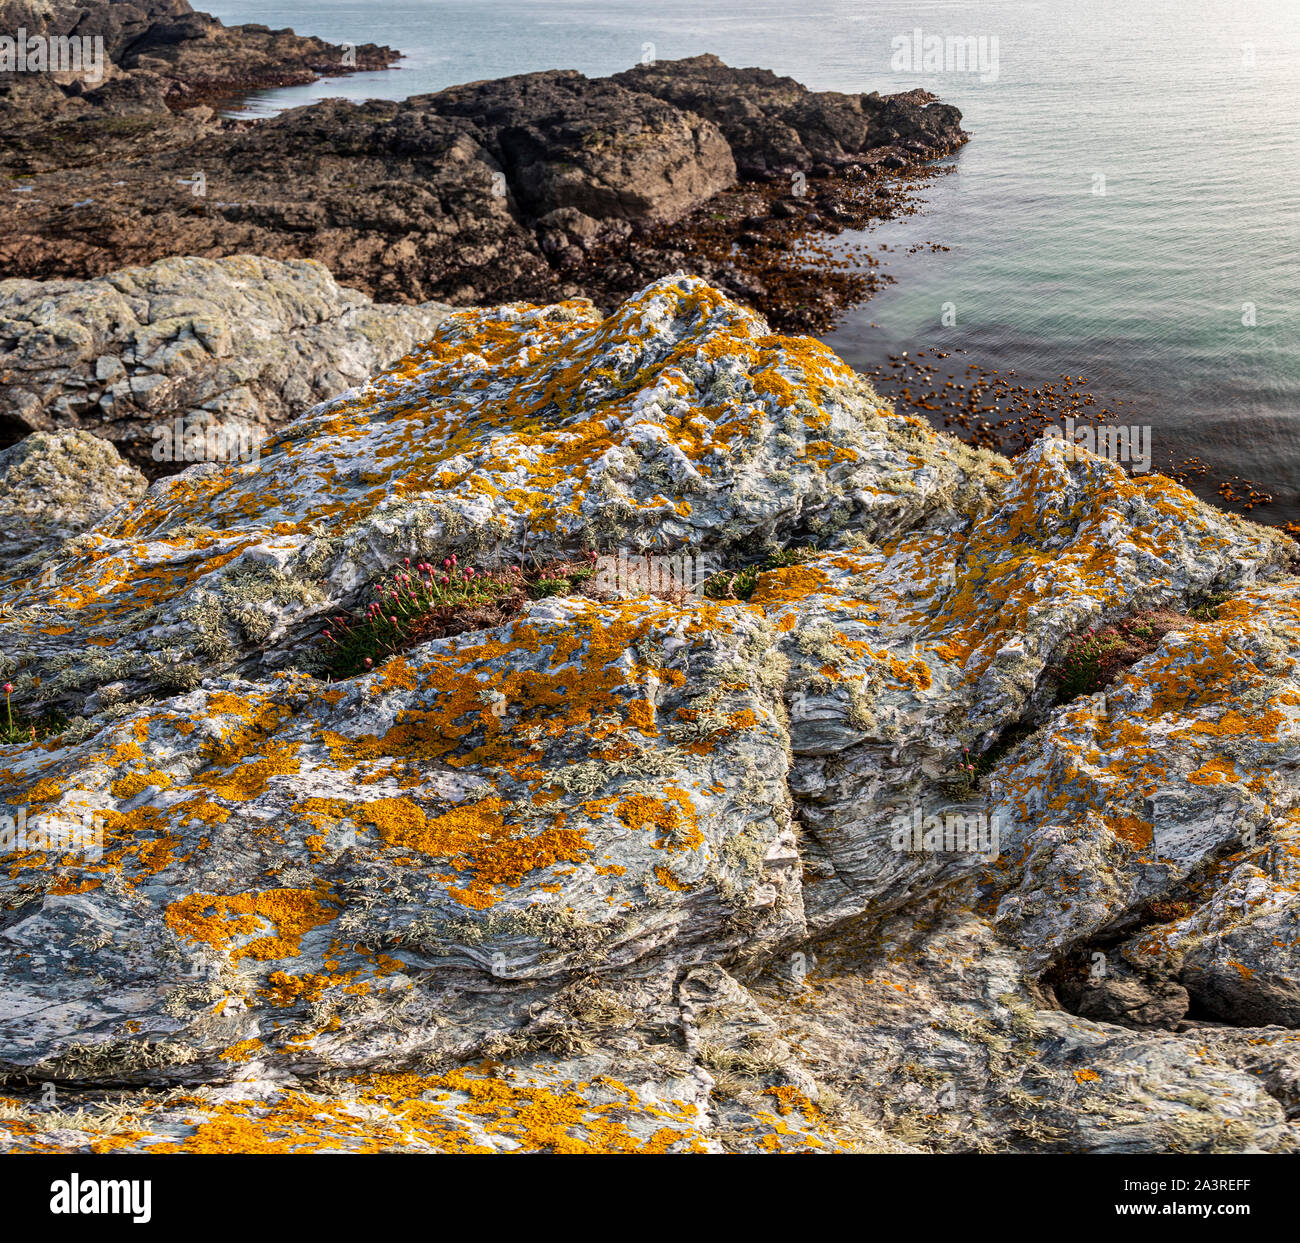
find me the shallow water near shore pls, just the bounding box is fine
[206,0,1300,523]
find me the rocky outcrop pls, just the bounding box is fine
[0,255,452,473]
[0,429,146,578]
[0,276,997,713]
[432,71,737,224]
[612,55,967,177]
[0,0,397,121]
[5,278,1293,1154]
[0,59,967,323]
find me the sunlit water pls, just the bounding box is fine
[206,0,1300,520]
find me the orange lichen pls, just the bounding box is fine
[614,791,702,851]
[219,1038,265,1064]
[263,971,331,1007]
[1187,757,1240,786]
[111,770,173,799]
[357,797,590,908]
[140,1066,710,1154]
[163,888,339,961]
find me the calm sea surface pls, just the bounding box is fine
[206,0,1300,520]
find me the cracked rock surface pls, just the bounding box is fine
[0,255,451,474]
[0,429,147,578]
[1,278,1297,1153]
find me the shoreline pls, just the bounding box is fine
[0,46,972,477]
[0,7,1291,526]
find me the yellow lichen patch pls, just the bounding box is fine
[624,700,658,735]
[376,656,417,692]
[193,740,301,801]
[763,1085,824,1122]
[22,777,64,805]
[1187,757,1240,786]
[176,798,230,827]
[885,654,933,691]
[1107,814,1155,850]
[357,797,591,908]
[219,1038,265,1064]
[143,1066,709,1154]
[204,692,256,720]
[262,971,331,1008]
[163,888,339,961]
[1180,706,1285,744]
[110,770,173,799]
[614,791,703,852]
[654,865,689,891]
[749,564,832,606]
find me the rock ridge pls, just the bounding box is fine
[1,277,1297,1154]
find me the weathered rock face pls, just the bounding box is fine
[0,255,452,473]
[0,429,146,579]
[0,599,800,1081]
[0,275,996,716]
[758,441,1294,933]
[612,55,968,177]
[432,71,737,225]
[1,278,1297,1155]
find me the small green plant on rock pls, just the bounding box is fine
[945,747,979,798]
[322,556,517,678]
[321,553,601,679]
[703,547,814,601]
[531,563,594,599]
[1188,591,1231,622]
[1048,610,1190,704]
[0,682,66,745]
[1053,628,1127,701]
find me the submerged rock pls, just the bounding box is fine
[1,277,1297,1153]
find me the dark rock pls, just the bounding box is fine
[1074,975,1191,1030]
[430,71,735,224]
[0,0,399,129]
[0,55,967,332]
[611,53,967,176]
